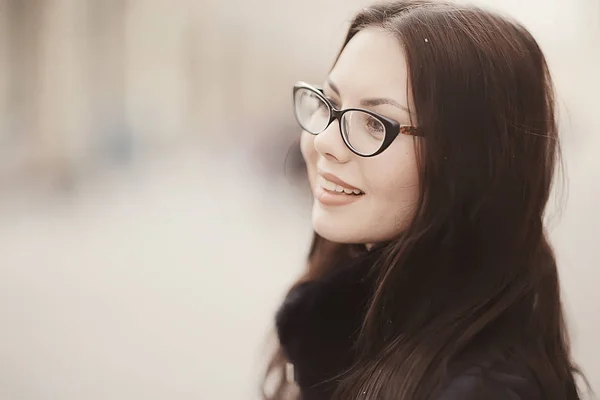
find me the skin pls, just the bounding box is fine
[300,28,420,244]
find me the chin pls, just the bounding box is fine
[311,206,404,245]
[311,209,367,244]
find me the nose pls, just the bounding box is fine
[313,119,352,163]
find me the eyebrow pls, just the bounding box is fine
[326,78,411,113]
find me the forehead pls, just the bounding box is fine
[329,28,409,101]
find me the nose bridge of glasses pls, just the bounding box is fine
[321,109,342,136]
[315,105,347,148]
[329,107,345,125]
[314,119,352,161]
[329,104,344,120]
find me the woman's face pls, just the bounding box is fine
[301,28,420,244]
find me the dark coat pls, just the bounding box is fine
[275,248,541,400]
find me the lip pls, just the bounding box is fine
[314,170,365,207]
[315,185,364,206]
[318,170,363,192]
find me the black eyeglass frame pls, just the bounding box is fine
[293,81,421,157]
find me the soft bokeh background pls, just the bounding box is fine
[0,0,598,399]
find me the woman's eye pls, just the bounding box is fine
[366,117,383,132]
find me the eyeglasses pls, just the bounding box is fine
[292,81,421,157]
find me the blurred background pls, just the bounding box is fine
[0,0,598,399]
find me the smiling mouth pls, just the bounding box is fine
[317,175,364,195]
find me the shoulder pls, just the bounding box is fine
[434,363,541,400]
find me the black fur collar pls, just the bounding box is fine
[275,247,381,399]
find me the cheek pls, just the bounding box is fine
[363,139,420,210]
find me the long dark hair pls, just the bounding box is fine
[263,1,584,399]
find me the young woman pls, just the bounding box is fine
[263,1,585,399]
